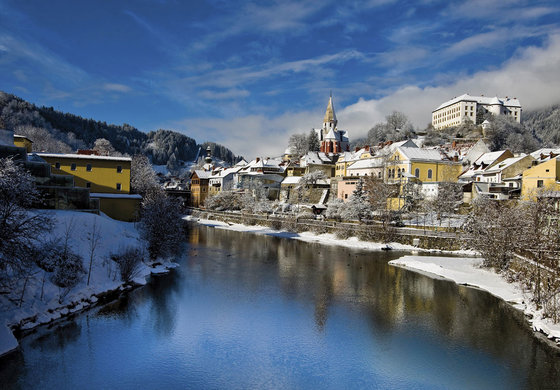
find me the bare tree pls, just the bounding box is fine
[288,133,309,157]
[86,218,101,286]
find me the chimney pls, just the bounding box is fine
[365,145,370,151]
[256,157,260,163]
[355,146,360,152]
[452,141,456,148]
[453,155,458,162]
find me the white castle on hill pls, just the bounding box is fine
[432,94,521,130]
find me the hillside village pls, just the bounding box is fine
[193,94,560,215]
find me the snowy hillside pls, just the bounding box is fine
[0,210,178,357]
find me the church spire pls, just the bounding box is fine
[323,92,337,130]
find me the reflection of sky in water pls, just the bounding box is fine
[2,225,559,389]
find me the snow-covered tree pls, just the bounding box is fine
[93,138,118,156]
[463,197,522,270]
[0,158,51,290]
[131,154,159,195]
[325,198,345,221]
[341,178,372,222]
[139,188,184,259]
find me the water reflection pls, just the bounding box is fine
[1,224,559,389]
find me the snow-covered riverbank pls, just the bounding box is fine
[1,210,178,358]
[388,256,560,345]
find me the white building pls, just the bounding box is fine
[432,94,521,130]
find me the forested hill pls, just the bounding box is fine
[523,104,560,146]
[0,91,240,165]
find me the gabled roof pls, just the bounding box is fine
[347,158,381,170]
[397,147,446,161]
[483,154,531,174]
[301,151,333,166]
[192,169,211,179]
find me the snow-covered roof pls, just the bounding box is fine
[474,151,507,166]
[210,166,240,179]
[530,148,560,161]
[347,158,381,170]
[301,151,332,166]
[483,154,530,174]
[282,176,302,184]
[434,94,521,111]
[37,153,131,162]
[235,159,248,167]
[192,169,211,179]
[397,147,445,161]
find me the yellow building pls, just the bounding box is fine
[38,153,131,193]
[521,157,560,199]
[38,153,140,221]
[385,147,463,210]
[13,135,33,153]
[386,147,462,184]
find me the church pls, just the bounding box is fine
[315,93,350,155]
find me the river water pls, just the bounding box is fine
[1,224,560,389]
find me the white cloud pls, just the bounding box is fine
[102,83,132,93]
[174,33,560,159]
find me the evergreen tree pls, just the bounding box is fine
[307,129,320,152]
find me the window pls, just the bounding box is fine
[71,163,76,171]
[86,164,92,172]
[378,171,382,178]
[117,165,122,173]
[537,180,544,188]
[415,168,419,178]
[55,162,60,169]
[427,169,433,179]
[345,194,348,199]
[86,182,91,188]
[116,183,122,190]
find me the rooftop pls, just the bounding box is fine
[434,94,521,111]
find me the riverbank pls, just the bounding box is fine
[185,215,475,255]
[0,210,178,358]
[389,256,560,346]
[188,216,560,347]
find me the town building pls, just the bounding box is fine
[432,94,521,130]
[521,157,560,199]
[190,170,211,207]
[313,94,350,155]
[37,152,140,221]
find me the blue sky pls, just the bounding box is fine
[1,0,559,157]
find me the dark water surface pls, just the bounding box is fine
[1,225,560,389]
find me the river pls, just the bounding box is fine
[1,224,559,389]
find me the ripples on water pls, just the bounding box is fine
[1,224,560,389]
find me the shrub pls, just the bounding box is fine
[111,246,144,282]
[335,227,352,240]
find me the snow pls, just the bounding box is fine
[185,216,419,251]
[0,210,178,357]
[389,256,560,343]
[0,324,18,357]
[37,153,131,162]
